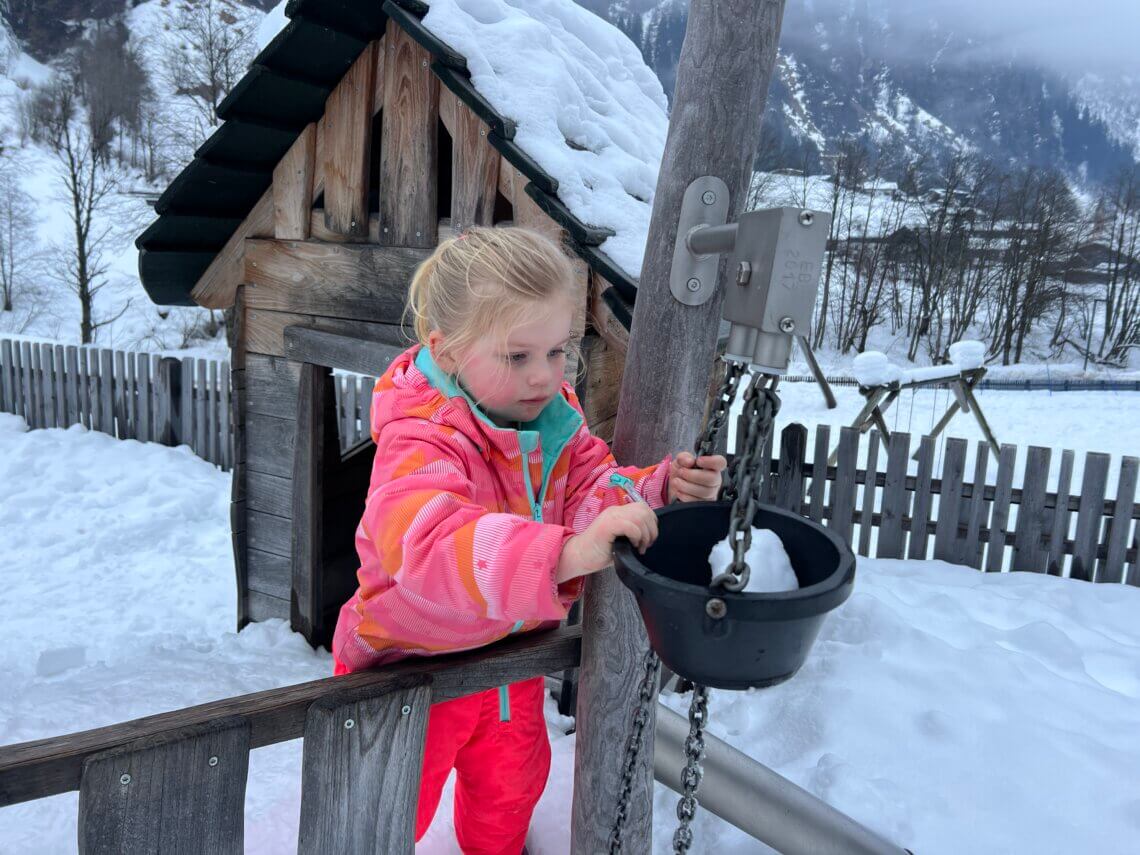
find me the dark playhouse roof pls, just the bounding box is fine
[135,0,638,321]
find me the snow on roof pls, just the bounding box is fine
[257,0,668,280]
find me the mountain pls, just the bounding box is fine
[587,0,1140,186]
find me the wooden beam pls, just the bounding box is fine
[322,42,378,238]
[291,363,327,644]
[0,626,581,807]
[450,99,499,234]
[190,188,274,310]
[284,326,406,377]
[497,154,518,206]
[572,1,791,850]
[372,35,387,116]
[309,213,457,244]
[439,85,457,137]
[245,307,409,361]
[379,21,439,247]
[274,123,316,240]
[587,271,630,356]
[243,239,426,323]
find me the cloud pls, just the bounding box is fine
[788,0,1140,78]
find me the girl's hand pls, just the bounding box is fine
[556,503,659,583]
[668,452,727,503]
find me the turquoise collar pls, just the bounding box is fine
[413,348,582,483]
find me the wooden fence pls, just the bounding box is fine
[760,424,1139,585]
[0,337,233,470]
[0,625,581,853]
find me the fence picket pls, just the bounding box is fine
[934,438,968,563]
[1047,450,1074,576]
[196,360,207,459]
[78,718,249,855]
[985,445,1018,572]
[1012,446,1052,572]
[17,341,31,424]
[114,350,127,439]
[41,344,57,428]
[180,358,193,450]
[877,431,910,559]
[1100,457,1138,584]
[221,363,231,470]
[908,435,936,560]
[138,354,151,443]
[808,425,830,522]
[829,427,858,543]
[30,342,43,428]
[1071,453,1110,581]
[0,339,13,414]
[963,442,990,569]
[858,431,880,556]
[54,345,68,427]
[774,424,808,513]
[99,349,115,436]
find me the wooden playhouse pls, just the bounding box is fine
[137,0,645,647]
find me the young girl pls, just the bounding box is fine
[331,226,726,854]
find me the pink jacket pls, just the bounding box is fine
[332,345,671,672]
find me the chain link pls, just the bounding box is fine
[710,371,781,592]
[671,686,710,853]
[695,360,747,460]
[608,647,663,854]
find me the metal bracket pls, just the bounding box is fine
[669,176,730,306]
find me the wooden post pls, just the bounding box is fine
[571,1,789,850]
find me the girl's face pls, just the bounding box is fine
[431,297,574,427]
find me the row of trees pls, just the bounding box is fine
[1,0,255,344]
[758,142,1140,368]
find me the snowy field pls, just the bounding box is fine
[2,414,1139,854]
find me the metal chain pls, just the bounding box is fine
[695,359,748,459]
[608,646,663,854]
[672,685,710,853]
[710,371,781,592]
[608,361,780,853]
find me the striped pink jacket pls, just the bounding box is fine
[332,345,671,672]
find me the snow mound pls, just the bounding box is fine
[852,350,902,387]
[949,339,986,370]
[709,527,799,593]
[420,0,668,278]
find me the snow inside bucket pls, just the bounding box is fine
[614,502,855,690]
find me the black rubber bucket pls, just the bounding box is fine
[614,501,856,690]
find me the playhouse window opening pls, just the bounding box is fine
[493,188,514,225]
[437,117,453,222]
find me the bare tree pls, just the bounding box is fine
[160,0,257,151]
[0,163,38,314]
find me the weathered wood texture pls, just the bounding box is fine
[449,98,499,234]
[274,122,317,240]
[77,718,249,855]
[573,1,792,850]
[379,21,439,247]
[297,682,431,855]
[323,43,378,238]
[243,239,426,322]
[0,625,581,807]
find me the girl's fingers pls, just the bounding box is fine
[695,454,727,472]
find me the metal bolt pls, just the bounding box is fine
[120,773,131,786]
[401,704,412,716]
[421,59,428,68]
[736,261,752,286]
[686,277,701,293]
[779,317,796,333]
[701,190,716,205]
[344,718,355,729]
[798,210,814,227]
[416,231,422,238]
[383,226,389,234]
[208,756,218,767]
[479,128,486,136]
[350,219,357,229]
[705,598,727,619]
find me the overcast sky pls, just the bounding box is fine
[792,0,1140,77]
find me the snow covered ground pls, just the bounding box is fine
[2,414,1139,854]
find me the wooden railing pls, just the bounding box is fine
[0,626,580,852]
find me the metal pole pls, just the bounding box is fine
[654,704,910,855]
[687,222,739,256]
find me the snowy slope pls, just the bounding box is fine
[1,414,1138,854]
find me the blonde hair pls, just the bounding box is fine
[406,226,579,369]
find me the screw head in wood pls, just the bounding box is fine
[779,316,796,333]
[120,773,131,786]
[701,190,716,205]
[416,231,422,238]
[422,59,428,67]
[798,210,814,227]
[344,718,355,729]
[705,598,727,619]
[208,756,219,767]
[686,277,701,293]
[401,704,412,716]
